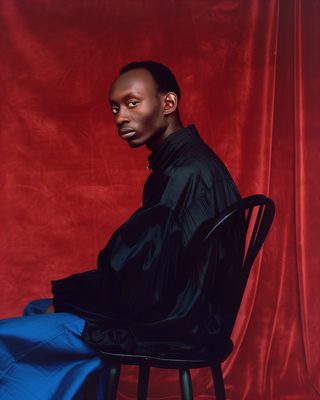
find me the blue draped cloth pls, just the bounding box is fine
[0,299,109,399]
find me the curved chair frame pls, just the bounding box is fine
[100,195,275,400]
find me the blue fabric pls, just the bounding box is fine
[0,300,109,399]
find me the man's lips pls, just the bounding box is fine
[118,128,136,139]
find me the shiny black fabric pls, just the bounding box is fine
[52,125,241,357]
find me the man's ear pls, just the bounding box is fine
[163,92,179,115]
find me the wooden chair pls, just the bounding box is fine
[100,195,275,400]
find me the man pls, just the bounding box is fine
[51,61,241,354]
[0,61,240,399]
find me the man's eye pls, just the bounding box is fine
[128,101,138,107]
[110,108,118,114]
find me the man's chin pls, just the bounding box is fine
[127,139,143,148]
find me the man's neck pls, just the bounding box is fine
[146,120,184,153]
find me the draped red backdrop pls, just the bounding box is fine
[0,0,319,399]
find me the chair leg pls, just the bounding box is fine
[83,372,99,400]
[211,363,226,400]
[137,365,150,400]
[104,364,120,400]
[179,368,193,400]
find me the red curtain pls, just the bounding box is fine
[0,0,319,399]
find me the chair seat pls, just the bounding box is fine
[100,339,234,369]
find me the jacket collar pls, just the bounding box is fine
[147,125,202,171]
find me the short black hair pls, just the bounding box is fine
[119,61,181,101]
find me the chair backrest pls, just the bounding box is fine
[186,195,275,356]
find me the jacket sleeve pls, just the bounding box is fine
[52,205,183,324]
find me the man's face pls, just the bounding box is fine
[109,68,168,151]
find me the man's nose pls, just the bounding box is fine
[115,108,130,126]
